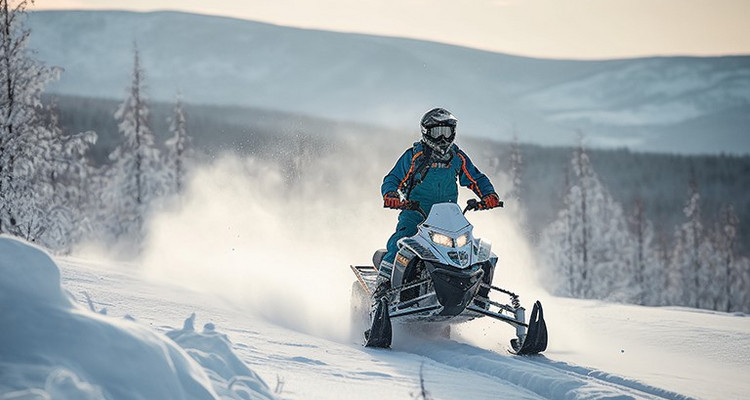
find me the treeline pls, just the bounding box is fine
[0,1,192,253]
[54,92,750,259]
[470,138,750,312]
[48,95,362,165]
[47,94,750,312]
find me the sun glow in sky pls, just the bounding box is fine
[35,0,750,59]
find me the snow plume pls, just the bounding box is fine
[140,146,391,342]
[138,136,545,345]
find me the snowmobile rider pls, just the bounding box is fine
[374,107,501,302]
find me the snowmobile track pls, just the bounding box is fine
[511,354,697,400]
[402,340,695,400]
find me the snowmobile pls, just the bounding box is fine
[350,199,548,355]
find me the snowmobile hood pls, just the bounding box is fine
[422,203,470,232]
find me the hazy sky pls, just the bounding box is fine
[35,0,750,59]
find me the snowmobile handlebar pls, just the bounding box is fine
[390,199,500,217]
[463,198,504,214]
[463,199,481,214]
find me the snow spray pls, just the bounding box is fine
[135,136,547,346]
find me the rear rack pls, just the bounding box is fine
[350,265,378,296]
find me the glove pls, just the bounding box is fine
[480,193,502,210]
[383,192,405,209]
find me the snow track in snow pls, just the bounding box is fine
[513,354,695,400]
[401,338,695,400]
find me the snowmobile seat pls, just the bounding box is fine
[372,249,387,271]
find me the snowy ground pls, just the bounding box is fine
[40,252,748,400]
[2,157,749,400]
[2,173,749,400]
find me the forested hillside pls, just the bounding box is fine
[48,94,750,257]
[41,90,750,313]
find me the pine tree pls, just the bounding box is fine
[44,103,98,250]
[0,0,95,250]
[686,179,703,308]
[628,197,660,305]
[105,45,162,241]
[16,102,96,249]
[629,198,646,303]
[573,142,591,297]
[165,92,191,195]
[670,175,714,309]
[540,138,632,300]
[0,0,56,234]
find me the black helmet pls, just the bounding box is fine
[420,107,457,155]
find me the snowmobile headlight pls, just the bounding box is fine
[455,233,469,248]
[430,232,453,247]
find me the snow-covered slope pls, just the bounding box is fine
[2,234,748,399]
[27,10,750,154]
[0,236,277,400]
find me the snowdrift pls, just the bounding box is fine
[0,236,276,400]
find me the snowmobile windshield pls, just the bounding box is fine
[422,203,471,232]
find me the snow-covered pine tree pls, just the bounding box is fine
[0,0,56,235]
[539,156,585,298]
[0,0,95,250]
[568,168,581,296]
[627,197,659,305]
[104,45,163,242]
[539,138,632,300]
[18,102,96,250]
[45,103,98,250]
[667,228,689,306]
[573,143,591,297]
[537,165,573,297]
[670,176,714,309]
[165,92,191,196]
[587,176,632,301]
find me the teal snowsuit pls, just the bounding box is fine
[379,142,496,279]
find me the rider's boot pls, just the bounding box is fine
[364,272,392,348]
[371,274,391,309]
[372,259,393,308]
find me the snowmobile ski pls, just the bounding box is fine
[364,296,392,348]
[510,301,548,355]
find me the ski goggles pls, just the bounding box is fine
[428,126,455,139]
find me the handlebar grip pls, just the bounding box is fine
[463,199,480,214]
[463,198,503,213]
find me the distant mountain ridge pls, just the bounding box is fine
[28,10,750,154]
